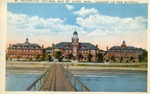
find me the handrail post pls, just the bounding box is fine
[81,86,83,91]
[74,79,76,88]
[40,79,41,87]
[26,63,54,91]
[34,85,36,91]
[63,66,90,92]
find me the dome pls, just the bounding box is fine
[122,40,125,44]
[25,38,29,44]
[73,30,78,35]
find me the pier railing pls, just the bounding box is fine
[61,64,90,92]
[26,64,54,91]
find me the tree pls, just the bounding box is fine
[137,49,148,63]
[29,58,32,61]
[110,55,115,62]
[130,56,134,62]
[48,55,52,61]
[17,55,21,61]
[36,54,40,61]
[120,57,123,63]
[138,55,142,63]
[68,53,73,59]
[87,53,93,62]
[54,51,63,62]
[78,53,83,60]
[141,49,148,63]
[42,49,46,60]
[96,53,103,62]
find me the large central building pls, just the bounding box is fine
[52,31,100,61]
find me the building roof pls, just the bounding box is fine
[8,43,43,50]
[52,42,99,50]
[8,38,43,50]
[108,46,143,53]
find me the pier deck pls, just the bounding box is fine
[40,64,75,91]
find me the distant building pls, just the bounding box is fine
[52,31,103,62]
[45,47,52,55]
[106,41,143,63]
[7,38,44,60]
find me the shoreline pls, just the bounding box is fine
[6,62,147,74]
[68,65,147,75]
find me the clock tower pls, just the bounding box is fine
[72,31,79,60]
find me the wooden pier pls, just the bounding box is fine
[26,63,90,92]
[40,64,75,91]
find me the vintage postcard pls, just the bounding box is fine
[0,0,149,94]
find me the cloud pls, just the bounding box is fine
[73,7,147,49]
[73,7,98,17]
[7,12,84,47]
[7,9,147,50]
[7,12,83,34]
[65,5,74,10]
[76,14,147,32]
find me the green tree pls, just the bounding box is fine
[141,49,148,63]
[36,54,40,61]
[43,49,46,60]
[48,55,52,61]
[137,49,148,63]
[120,57,123,63]
[138,55,142,63]
[29,58,32,61]
[87,53,93,62]
[78,53,83,60]
[54,51,63,62]
[17,55,21,61]
[68,53,73,59]
[96,53,103,62]
[110,55,115,62]
[130,56,134,62]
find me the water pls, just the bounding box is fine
[6,72,147,92]
[75,72,147,92]
[6,73,42,91]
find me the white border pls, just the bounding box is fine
[0,0,149,94]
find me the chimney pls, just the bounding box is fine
[106,46,109,59]
[106,46,108,51]
[9,44,11,47]
[96,44,98,48]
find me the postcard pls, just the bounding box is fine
[0,0,149,94]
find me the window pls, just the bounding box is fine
[66,50,68,53]
[82,50,84,53]
[91,50,95,55]
[73,48,76,56]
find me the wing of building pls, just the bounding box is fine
[7,38,44,60]
[106,41,143,63]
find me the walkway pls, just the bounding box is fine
[40,64,76,91]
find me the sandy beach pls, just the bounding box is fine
[6,61,147,74]
[6,61,52,73]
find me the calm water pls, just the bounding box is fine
[6,73,41,91]
[75,72,147,92]
[6,72,147,92]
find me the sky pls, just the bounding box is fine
[7,3,148,50]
